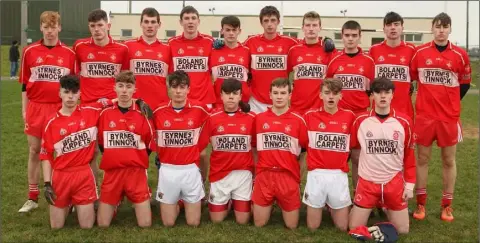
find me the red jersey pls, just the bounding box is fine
[40,101,112,170]
[168,33,216,104]
[74,36,130,103]
[255,108,308,182]
[369,41,416,118]
[124,36,172,108]
[326,48,375,113]
[350,109,415,187]
[287,41,334,114]
[243,34,298,104]
[209,43,251,106]
[303,108,355,172]
[98,103,155,170]
[410,41,471,122]
[20,39,76,103]
[199,110,256,182]
[153,100,210,166]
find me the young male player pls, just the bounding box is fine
[369,12,416,118]
[349,77,415,234]
[153,70,210,227]
[410,13,471,222]
[252,78,308,229]
[96,71,155,228]
[18,11,76,213]
[303,78,355,231]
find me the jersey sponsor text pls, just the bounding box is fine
[54,127,96,156]
[105,131,144,149]
[309,131,349,152]
[252,55,287,70]
[375,65,409,82]
[158,129,200,147]
[30,65,70,82]
[212,135,250,152]
[173,57,208,72]
[294,64,326,79]
[131,59,167,76]
[80,62,121,78]
[334,74,367,91]
[419,68,458,87]
[212,64,247,81]
[365,139,398,155]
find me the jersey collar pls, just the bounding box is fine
[138,35,162,45]
[113,101,138,111]
[369,108,396,119]
[260,33,281,41]
[180,32,203,41]
[167,99,192,109]
[429,40,453,50]
[381,40,407,47]
[89,35,114,45]
[38,39,63,47]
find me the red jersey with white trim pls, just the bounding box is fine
[255,108,308,182]
[410,41,471,122]
[303,108,355,172]
[287,41,334,114]
[199,110,256,182]
[369,41,416,118]
[168,33,216,104]
[326,48,375,113]
[124,36,171,108]
[209,43,251,105]
[243,34,298,104]
[153,100,210,166]
[20,39,76,103]
[74,36,130,103]
[98,103,155,170]
[40,101,112,170]
[350,109,415,186]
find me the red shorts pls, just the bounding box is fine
[252,170,300,212]
[414,116,462,147]
[51,165,97,208]
[100,167,151,205]
[24,101,60,138]
[353,172,407,211]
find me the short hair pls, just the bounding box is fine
[88,9,108,23]
[221,15,241,29]
[60,75,80,93]
[432,12,451,27]
[221,78,250,112]
[342,20,362,34]
[168,70,190,87]
[40,11,61,27]
[180,6,199,20]
[321,78,343,94]
[12,40,18,45]
[302,11,321,26]
[384,11,404,26]
[259,6,280,22]
[270,77,292,93]
[115,71,136,84]
[141,7,160,23]
[371,77,395,93]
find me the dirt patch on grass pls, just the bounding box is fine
[463,124,479,139]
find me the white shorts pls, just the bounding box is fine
[248,96,271,114]
[209,170,253,205]
[303,169,352,209]
[156,163,205,204]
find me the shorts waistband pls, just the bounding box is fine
[160,163,198,170]
[55,164,91,172]
[310,169,345,174]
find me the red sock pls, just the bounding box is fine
[442,192,453,207]
[415,188,427,206]
[28,184,39,201]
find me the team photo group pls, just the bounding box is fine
[17,3,471,242]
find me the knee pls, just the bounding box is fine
[307,224,319,232]
[397,225,409,234]
[417,153,431,165]
[441,156,456,168]
[210,217,224,224]
[336,224,348,232]
[50,222,64,230]
[138,219,152,228]
[235,216,250,225]
[79,223,94,229]
[285,221,298,230]
[29,144,40,155]
[254,218,267,227]
[186,218,200,227]
[162,220,176,227]
[97,218,111,228]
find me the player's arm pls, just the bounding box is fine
[459,50,472,100]
[40,126,57,205]
[144,117,156,156]
[97,113,106,153]
[19,48,30,122]
[298,116,309,155]
[121,46,130,71]
[198,116,212,152]
[350,117,361,150]
[402,118,416,200]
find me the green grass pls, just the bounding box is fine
[1,80,478,242]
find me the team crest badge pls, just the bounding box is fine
[257,46,264,52]
[157,52,163,59]
[446,61,452,68]
[393,130,399,140]
[318,122,326,129]
[79,120,86,128]
[219,56,225,62]
[285,125,291,133]
[277,46,283,53]
[178,48,184,55]
[378,56,385,62]
[164,120,171,127]
[358,67,364,73]
[263,123,270,130]
[87,53,95,60]
[239,57,244,64]
[240,125,246,132]
[187,119,194,127]
[399,56,406,64]
[297,56,303,62]
[157,192,164,199]
[135,51,142,57]
[129,124,136,131]
[36,57,44,64]
[198,48,204,55]
[217,125,224,133]
[110,54,116,61]
[426,59,432,65]
[366,131,373,137]
[338,66,344,71]
[317,56,322,62]
[109,121,116,128]
[60,128,67,136]
[57,58,64,65]
[341,123,348,132]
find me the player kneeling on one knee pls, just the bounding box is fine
[252,78,308,229]
[152,70,211,227]
[96,71,155,228]
[348,77,415,235]
[40,75,118,229]
[198,78,256,224]
[303,78,356,232]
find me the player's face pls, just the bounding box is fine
[302,18,321,40]
[141,15,160,38]
[270,86,291,109]
[261,15,279,35]
[342,29,361,49]
[88,20,111,41]
[384,21,403,40]
[170,84,190,103]
[320,86,341,110]
[221,24,241,44]
[373,90,393,109]
[180,13,200,35]
[114,82,135,103]
[432,21,451,42]
[40,22,61,41]
[59,88,80,109]
[221,90,241,111]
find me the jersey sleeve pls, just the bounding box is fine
[459,50,472,84]
[250,116,257,148]
[298,117,308,149]
[409,49,420,82]
[97,112,106,147]
[144,117,156,152]
[402,117,416,189]
[19,47,30,84]
[121,46,130,71]
[350,117,361,149]
[287,46,295,73]
[198,116,212,152]
[326,59,336,78]
[39,124,55,163]
[366,55,376,87]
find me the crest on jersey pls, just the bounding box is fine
[157,52,163,59]
[164,120,171,127]
[342,123,348,132]
[217,125,224,133]
[109,121,116,128]
[358,67,364,73]
[87,53,95,59]
[318,122,326,129]
[277,46,283,53]
[129,124,136,131]
[446,61,452,68]
[297,56,303,62]
[240,124,246,132]
[60,128,67,136]
[257,46,264,52]
[187,119,194,127]
[57,58,64,65]
[239,57,244,64]
[393,130,399,140]
[198,48,204,55]
[338,66,344,71]
[218,56,225,62]
[263,123,270,130]
[79,120,86,128]
[366,131,373,137]
[110,54,116,61]
[285,125,291,133]
[378,55,385,62]
[399,56,406,64]
[135,51,142,57]
[178,48,184,55]
[36,57,44,64]
[426,59,432,65]
[317,56,322,62]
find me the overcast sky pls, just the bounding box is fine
[101,1,479,47]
